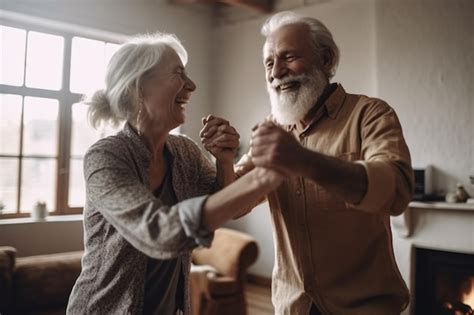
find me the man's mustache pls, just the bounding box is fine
[269,74,309,89]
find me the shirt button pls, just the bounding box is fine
[295,189,302,196]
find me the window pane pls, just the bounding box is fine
[69,103,121,209]
[68,159,84,208]
[71,102,101,156]
[0,25,26,86]
[25,31,64,90]
[0,158,19,213]
[0,94,22,155]
[70,37,106,94]
[70,102,122,156]
[23,97,59,156]
[20,158,56,212]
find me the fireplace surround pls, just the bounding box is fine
[414,247,474,315]
[391,202,474,315]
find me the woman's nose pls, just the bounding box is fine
[185,75,196,91]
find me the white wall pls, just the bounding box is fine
[215,0,474,280]
[0,218,84,257]
[212,0,377,277]
[378,1,474,313]
[375,0,474,195]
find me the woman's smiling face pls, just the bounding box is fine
[140,47,196,132]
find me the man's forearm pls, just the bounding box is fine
[299,148,368,204]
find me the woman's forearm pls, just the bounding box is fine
[215,160,236,189]
[202,167,282,231]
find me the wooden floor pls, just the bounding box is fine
[246,282,274,314]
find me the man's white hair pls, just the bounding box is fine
[85,33,188,129]
[261,11,340,79]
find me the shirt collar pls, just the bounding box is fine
[286,83,346,133]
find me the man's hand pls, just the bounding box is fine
[253,167,285,189]
[250,121,305,177]
[200,115,240,164]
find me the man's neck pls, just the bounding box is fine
[301,82,337,127]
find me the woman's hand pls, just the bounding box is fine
[200,115,240,164]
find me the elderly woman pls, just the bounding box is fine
[66,33,281,314]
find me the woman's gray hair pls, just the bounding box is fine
[261,11,340,79]
[85,33,188,129]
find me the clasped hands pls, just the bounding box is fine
[200,116,304,185]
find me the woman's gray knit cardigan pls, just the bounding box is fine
[67,123,217,314]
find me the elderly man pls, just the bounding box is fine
[202,11,414,315]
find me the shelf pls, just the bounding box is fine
[392,201,474,238]
[409,201,474,211]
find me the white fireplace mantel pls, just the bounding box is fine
[391,201,474,238]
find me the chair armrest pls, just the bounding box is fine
[0,246,17,311]
[192,228,258,281]
[206,276,240,297]
[190,267,239,298]
[12,251,83,311]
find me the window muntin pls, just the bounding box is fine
[0,23,123,218]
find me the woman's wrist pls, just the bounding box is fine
[215,157,235,168]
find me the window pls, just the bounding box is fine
[0,23,122,218]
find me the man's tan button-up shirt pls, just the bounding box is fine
[236,84,414,315]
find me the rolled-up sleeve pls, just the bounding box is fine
[348,101,414,215]
[178,196,213,247]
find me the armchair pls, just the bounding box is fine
[190,228,259,315]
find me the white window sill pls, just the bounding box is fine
[0,214,83,225]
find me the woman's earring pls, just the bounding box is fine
[136,98,144,136]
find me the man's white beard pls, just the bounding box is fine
[268,68,327,125]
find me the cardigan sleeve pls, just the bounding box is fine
[84,142,212,260]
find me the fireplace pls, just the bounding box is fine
[414,247,474,315]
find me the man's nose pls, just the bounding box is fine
[271,59,287,80]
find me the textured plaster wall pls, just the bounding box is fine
[376,0,474,195]
[378,1,474,313]
[214,0,474,279]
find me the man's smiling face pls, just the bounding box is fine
[263,24,328,125]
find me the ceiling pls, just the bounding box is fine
[172,0,274,13]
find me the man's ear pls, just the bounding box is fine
[321,47,334,73]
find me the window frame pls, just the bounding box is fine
[0,15,127,219]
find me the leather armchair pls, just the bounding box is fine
[190,228,259,315]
